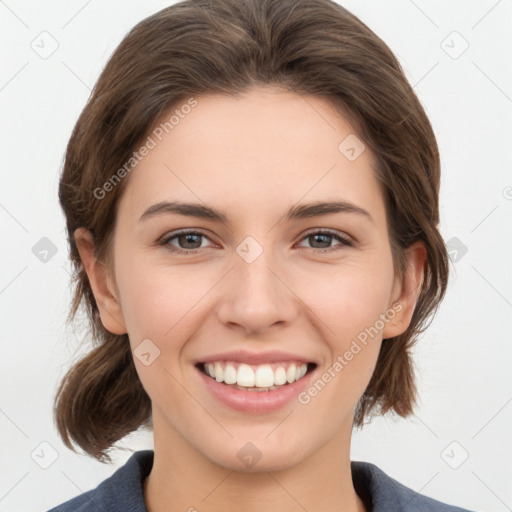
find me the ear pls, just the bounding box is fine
[382,240,426,339]
[74,227,127,335]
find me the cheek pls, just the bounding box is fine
[115,261,208,401]
[292,259,392,402]
[117,248,394,353]
[295,259,395,343]
[296,267,389,414]
[115,253,213,340]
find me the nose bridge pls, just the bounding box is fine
[237,241,278,296]
[216,236,297,334]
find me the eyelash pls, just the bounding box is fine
[158,228,354,255]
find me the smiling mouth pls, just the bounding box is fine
[196,361,317,391]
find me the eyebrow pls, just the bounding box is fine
[138,200,374,224]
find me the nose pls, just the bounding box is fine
[216,247,298,335]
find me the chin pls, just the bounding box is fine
[202,436,313,473]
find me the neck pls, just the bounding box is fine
[144,413,366,512]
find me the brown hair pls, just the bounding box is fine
[55,0,449,463]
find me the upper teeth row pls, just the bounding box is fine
[205,362,308,387]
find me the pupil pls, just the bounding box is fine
[178,234,332,250]
[180,234,201,249]
[311,234,331,248]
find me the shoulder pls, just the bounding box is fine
[46,488,98,512]
[46,450,154,512]
[351,460,477,512]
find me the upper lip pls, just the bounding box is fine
[197,350,317,365]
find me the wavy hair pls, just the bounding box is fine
[54,0,449,462]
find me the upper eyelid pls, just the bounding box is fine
[160,228,215,244]
[160,228,354,247]
[297,229,354,247]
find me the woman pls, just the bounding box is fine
[48,0,475,510]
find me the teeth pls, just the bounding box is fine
[223,364,237,384]
[203,361,310,388]
[286,363,296,383]
[214,362,224,383]
[255,365,273,387]
[274,366,287,385]
[237,364,255,387]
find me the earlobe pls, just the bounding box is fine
[74,227,127,335]
[382,241,426,339]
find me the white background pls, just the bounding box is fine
[1,1,511,511]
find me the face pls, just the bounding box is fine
[77,85,424,472]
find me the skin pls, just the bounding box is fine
[75,85,425,512]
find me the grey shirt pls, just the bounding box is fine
[46,450,476,511]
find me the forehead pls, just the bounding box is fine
[117,87,384,226]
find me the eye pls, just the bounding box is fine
[297,229,354,252]
[159,229,214,254]
[159,228,354,255]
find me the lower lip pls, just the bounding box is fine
[196,365,316,414]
